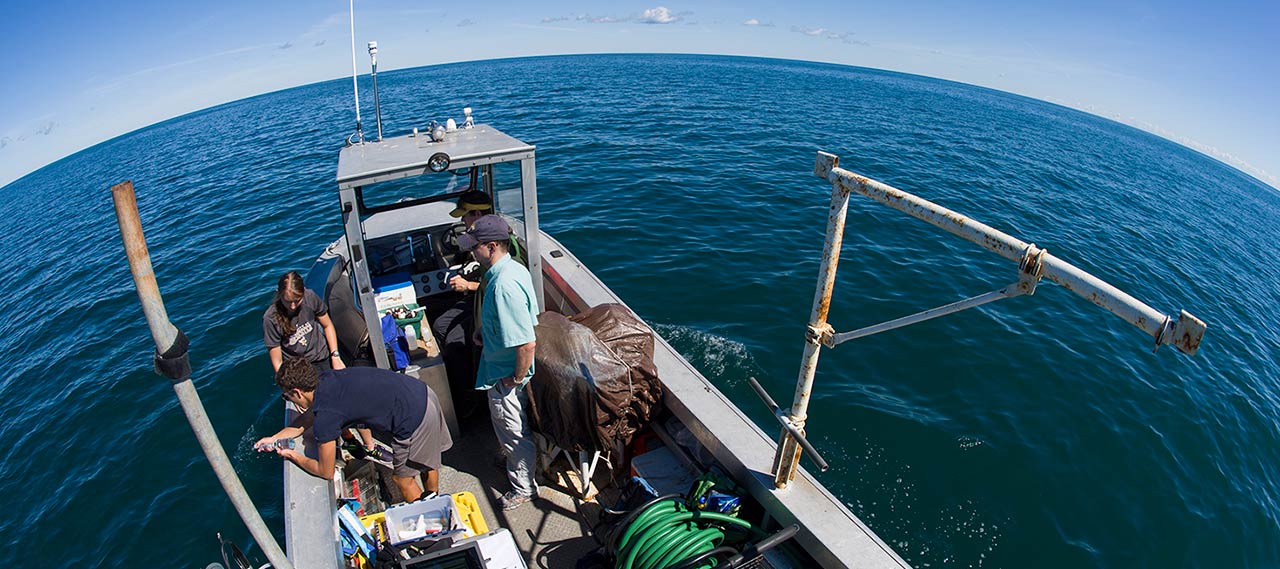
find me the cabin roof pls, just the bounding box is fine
[336,124,534,189]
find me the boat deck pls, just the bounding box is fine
[435,408,612,567]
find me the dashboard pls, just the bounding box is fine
[366,224,478,300]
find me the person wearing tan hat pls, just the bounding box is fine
[445,190,526,291]
[433,190,510,419]
[446,190,493,294]
[450,190,494,227]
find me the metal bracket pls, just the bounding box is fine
[1016,243,1045,296]
[813,151,839,179]
[748,377,830,473]
[807,322,835,348]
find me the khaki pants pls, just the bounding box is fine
[487,382,537,497]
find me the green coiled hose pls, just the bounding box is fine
[614,498,754,569]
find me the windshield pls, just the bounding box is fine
[358,167,481,211]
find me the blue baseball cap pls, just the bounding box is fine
[457,215,510,250]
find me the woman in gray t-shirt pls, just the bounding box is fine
[262,271,344,372]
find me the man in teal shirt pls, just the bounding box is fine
[458,215,539,510]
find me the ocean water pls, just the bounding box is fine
[2,54,1277,568]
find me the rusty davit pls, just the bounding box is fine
[759,151,1207,489]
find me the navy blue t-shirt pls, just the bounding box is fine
[310,367,427,443]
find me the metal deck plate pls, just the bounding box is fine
[438,409,610,567]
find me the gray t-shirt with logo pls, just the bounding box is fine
[262,288,329,363]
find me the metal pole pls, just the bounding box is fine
[770,154,852,489]
[814,153,1205,355]
[368,41,382,141]
[111,181,294,569]
[348,0,362,143]
[748,377,829,472]
[829,287,1017,346]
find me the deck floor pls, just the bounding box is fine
[433,406,617,568]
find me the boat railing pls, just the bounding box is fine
[759,151,1207,489]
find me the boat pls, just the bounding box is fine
[275,110,1203,569]
[109,37,1204,569]
[275,110,911,567]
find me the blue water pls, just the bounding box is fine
[3,54,1278,567]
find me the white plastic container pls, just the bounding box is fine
[384,495,458,545]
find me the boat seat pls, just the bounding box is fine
[318,259,373,364]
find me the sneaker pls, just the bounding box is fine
[499,490,533,511]
[364,444,393,468]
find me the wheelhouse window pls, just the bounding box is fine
[490,161,527,241]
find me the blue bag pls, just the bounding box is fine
[380,313,410,370]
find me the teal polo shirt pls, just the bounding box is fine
[475,255,539,390]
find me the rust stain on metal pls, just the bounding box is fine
[817,286,833,317]
[983,235,1000,251]
[813,151,839,178]
[1177,331,1201,353]
[944,210,968,227]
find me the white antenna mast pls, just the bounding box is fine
[348,0,363,144]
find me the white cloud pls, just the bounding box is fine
[577,13,622,24]
[513,22,577,32]
[302,12,347,38]
[743,18,760,26]
[790,25,865,44]
[571,6,681,25]
[638,7,679,24]
[792,25,826,36]
[541,16,569,23]
[825,31,868,45]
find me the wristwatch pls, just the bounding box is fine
[330,350,341,358]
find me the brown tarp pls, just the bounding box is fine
[528,304,663,454]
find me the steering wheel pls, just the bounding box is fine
[434,223,469,266]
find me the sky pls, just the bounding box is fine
[2,0,1277,190]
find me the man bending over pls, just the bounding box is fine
[256,358,453,501]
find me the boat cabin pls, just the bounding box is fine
[316,121,543,372]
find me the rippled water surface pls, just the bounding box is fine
[3,54,1278,568]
